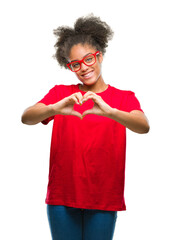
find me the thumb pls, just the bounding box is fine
[82,109,94,118]
[71,110,82,119]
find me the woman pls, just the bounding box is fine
[21,14,150,240]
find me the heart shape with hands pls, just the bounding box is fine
[63,91,112,120]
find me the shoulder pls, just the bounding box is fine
[51,84,77,92]
[108,85,143,111]
[109,85,134,97]
[51,84,78,98]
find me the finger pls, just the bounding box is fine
[71,110,82,119]
[82,109,94,118]
[82,94,100,103]
[72,96,79,105]
[83,91,96,98]
[73,92,84,105]
[67,95,79,104]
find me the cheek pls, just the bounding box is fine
[95,63,101,74]
[75,72,82,80]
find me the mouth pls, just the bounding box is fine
[81,70,94,79]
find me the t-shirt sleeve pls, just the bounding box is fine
[122,91,144,113]
[37,85,58,125]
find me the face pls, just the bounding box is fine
[68,44,103,86]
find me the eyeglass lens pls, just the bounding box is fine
[70,54,96,71]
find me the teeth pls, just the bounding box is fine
[83,71,93,78]
[84,72,91,77]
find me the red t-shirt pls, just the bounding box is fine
[38,83,143,211]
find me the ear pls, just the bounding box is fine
[98,51,103,64]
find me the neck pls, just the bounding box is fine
[79,76,108,93]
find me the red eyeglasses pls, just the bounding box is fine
[67,51,100,72]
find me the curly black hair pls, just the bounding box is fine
[53,14,114,69]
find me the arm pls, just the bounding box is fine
[81,91,150,134]
[107,109,150,134]
[21,92,83,125]
[21,103,55,125]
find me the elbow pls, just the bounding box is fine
[143,124,150,134]
[143,119,150,134]
[21,113,26,124]
[21,114,29,125]
[139,123,150,134]
[138,115,150,134]
[21,113,35,125]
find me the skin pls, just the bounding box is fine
[21,43,150,134]
[69,43,107,93]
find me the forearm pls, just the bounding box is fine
[107,108,150,134]
[21,103,55,125]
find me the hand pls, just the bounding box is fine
[81,91,112,118]
[53,92,84,119]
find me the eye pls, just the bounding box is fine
[72,62,80,68]
[85,56,93,63]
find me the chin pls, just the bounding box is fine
[80,75,100,85]
[81,80,97,87]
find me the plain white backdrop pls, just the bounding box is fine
[0,0,171,239]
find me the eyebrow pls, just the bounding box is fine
[70,52,92,63]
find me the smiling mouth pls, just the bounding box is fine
[81,70,94,79]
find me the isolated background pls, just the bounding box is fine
[0,0,171,239]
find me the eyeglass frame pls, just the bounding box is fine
[66,51,100,72]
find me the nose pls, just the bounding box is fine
[80,62,89,71]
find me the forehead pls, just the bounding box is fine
[69,44,96,60]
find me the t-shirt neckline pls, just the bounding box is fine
[76,83,111,95]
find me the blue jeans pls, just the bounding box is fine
[47,204,117,240]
